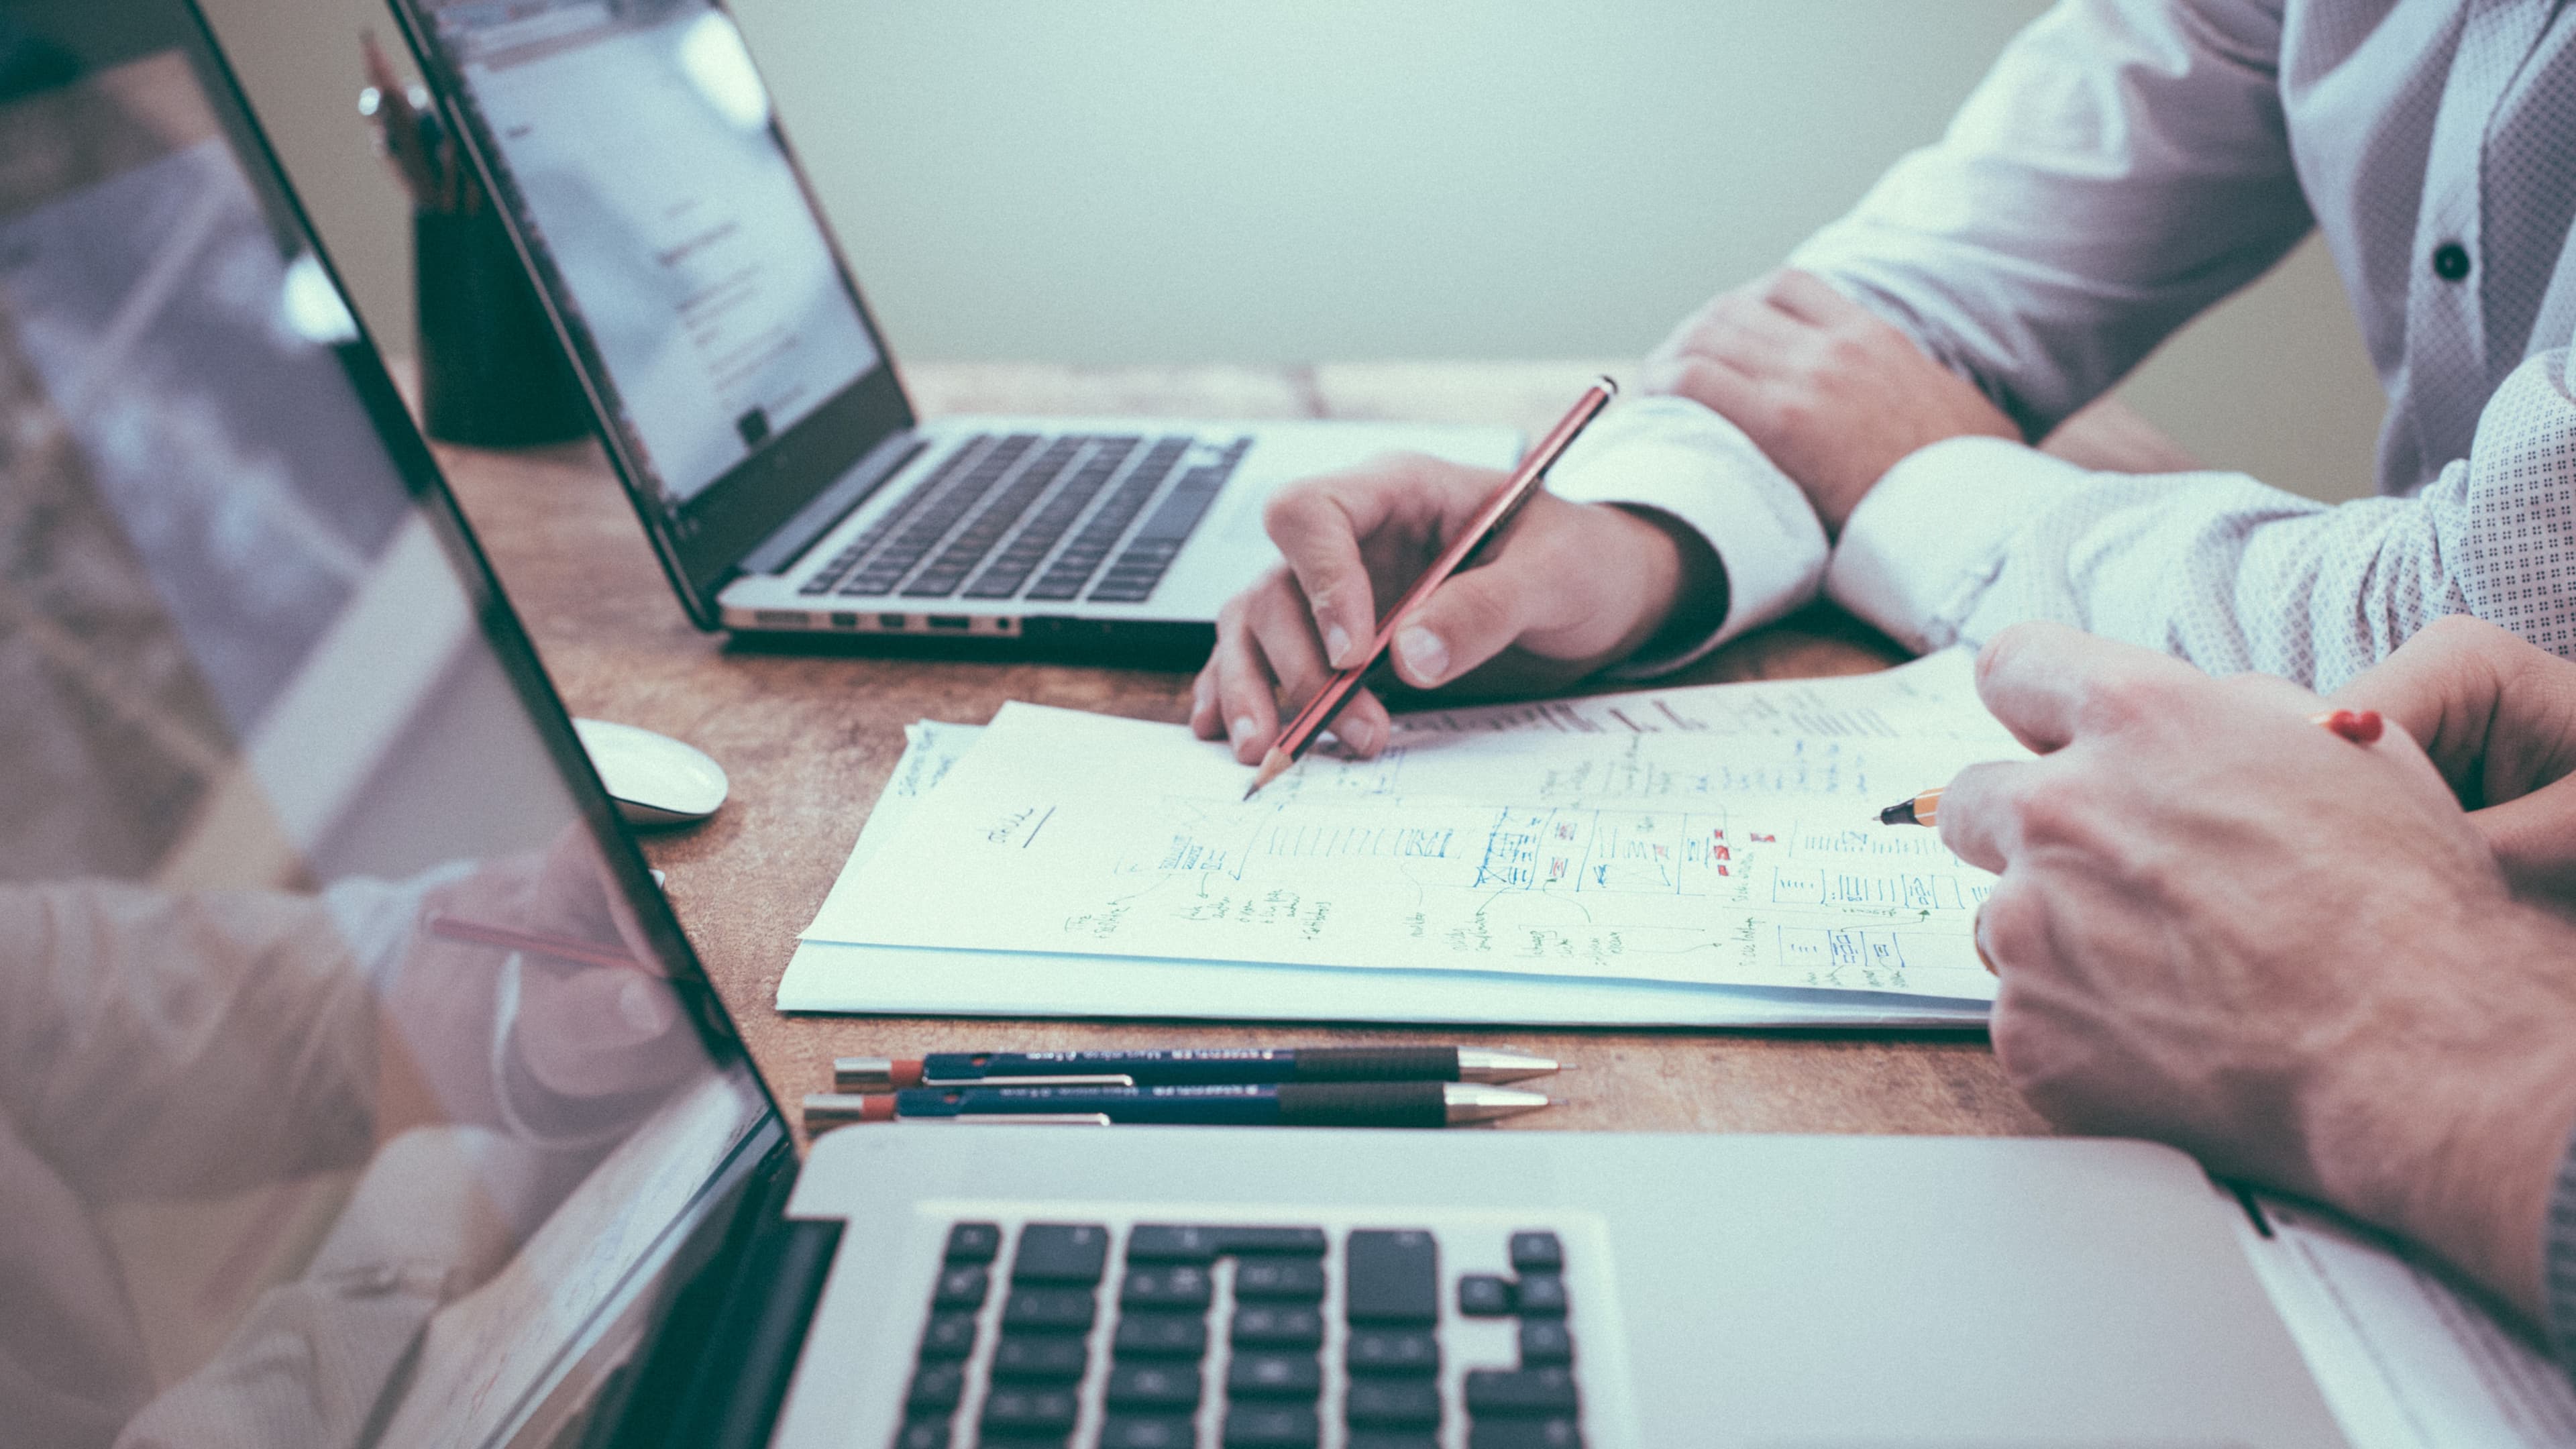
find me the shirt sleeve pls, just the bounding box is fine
[1544,394,1829,676]
[1827,345,2576,689]
[1788,0,2312,441]
[0,881,380,1203]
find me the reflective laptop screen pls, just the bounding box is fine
[0,10,771,1448]
[411,0,885,517]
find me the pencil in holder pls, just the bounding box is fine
[414,205,588,449]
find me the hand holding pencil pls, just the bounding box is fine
[1196,378,1726,782]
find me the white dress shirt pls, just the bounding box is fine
[1548,0,2576,689]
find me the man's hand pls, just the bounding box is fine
[2330,614,2576,900]
[380,829,699,1136]
[1191,453,1721,763]
[1644,268,2017,532]
[1936,622,2576,1326]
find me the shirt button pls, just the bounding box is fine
[2432,242,2471,282]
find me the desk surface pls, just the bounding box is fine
[433,361,2050,1142]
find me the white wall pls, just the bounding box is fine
[203,0,2388,502]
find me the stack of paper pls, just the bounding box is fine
[781,650,2033,1027]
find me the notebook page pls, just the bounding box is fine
[806,655,2021,999]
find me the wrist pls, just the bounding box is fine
[1605,503,1727,665]
[2309,902,2576,1324]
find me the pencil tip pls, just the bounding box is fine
[1242,750,1290,801]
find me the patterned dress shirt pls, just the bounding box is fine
[1542,0,2576,1365]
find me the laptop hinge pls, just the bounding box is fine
[738,429,930,577]
[596,1142,843,1449]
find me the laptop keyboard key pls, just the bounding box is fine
[1224,1403,1321,1448]
[1514,1273,1569,1316]
[1002,1287,1097,1334]
[930,1265,988,1309]
[1457,1274,1513,1316]
[891,1419,950,1449]
[1227,1350,1322,1399]
[1234,1258,1327,1301]
[1348,1435,1440,1449]
[1125,1224,1224,1263]
[1468,1419,1583,1449]
[1347,1328,1438,1376]
[1216,1226,1329,1256]
[906,1362,965,1412]
[1012,1224,1110,1283]
[1122,1263,1214,1311]
[1105,1360,1203,1410]
[1464,1367,1579,1416]
[1100,1418,1197,1449]
[1115,1311,1210,1358]
[1231,1303,1325,1348]
[1517,1318,1574,1366]
[1508,1232,1562,1273]
[991,1334,1088,1382]
[1346,1377,1442,1428]
[1344,1230,1438,1324]
[945,1222,1002,1263]
[918,1311,977,1358]
[980,1385,1079,1434]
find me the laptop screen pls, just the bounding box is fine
[0,5,775,1447]
[399,0,908,606]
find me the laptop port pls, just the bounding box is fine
[928,615,973,631]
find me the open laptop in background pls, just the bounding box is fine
[382,0,1519,656]
[0,7,2353,1448]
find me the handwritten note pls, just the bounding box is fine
[806,652,2022,1000]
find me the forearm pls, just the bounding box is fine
[1832,347,2576,687]
[0,882,380,1199]
[1788,0,2310,437]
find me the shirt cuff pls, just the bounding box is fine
[1827,435,2086,653]
[1544,394,1829,677]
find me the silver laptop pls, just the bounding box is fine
[384,0,1519,655]
[0,5,2347,1444]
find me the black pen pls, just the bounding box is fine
[802,1081,1551,1130]
[834,1046,1562,1091]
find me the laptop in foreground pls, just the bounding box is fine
[0,4,2345,1444]
[382,0,1519,656]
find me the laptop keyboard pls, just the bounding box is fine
[892,1220,1585,1448]
[799,432,1249,607]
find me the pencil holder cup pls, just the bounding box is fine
[415,207,589,449]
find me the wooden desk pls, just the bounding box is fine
[434,362,2051,1142]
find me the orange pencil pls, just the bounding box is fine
[1872,708,2385,827]
[1243,377,1619,800]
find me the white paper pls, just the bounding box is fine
[806,653,2015,1000]
[776,936,1990,1026]
[2235,1195,2576,1448]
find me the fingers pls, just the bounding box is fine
[1199,572,1393,763]
[1971,622,2200,754]
[1760,267,1863,327]
[2330,614,2576,806]
[1263,455,1492,670]
[1208,592,1284,763]
[517,966,688,1099]
[1385,543,1562,690]
[1933,759,2040,873]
